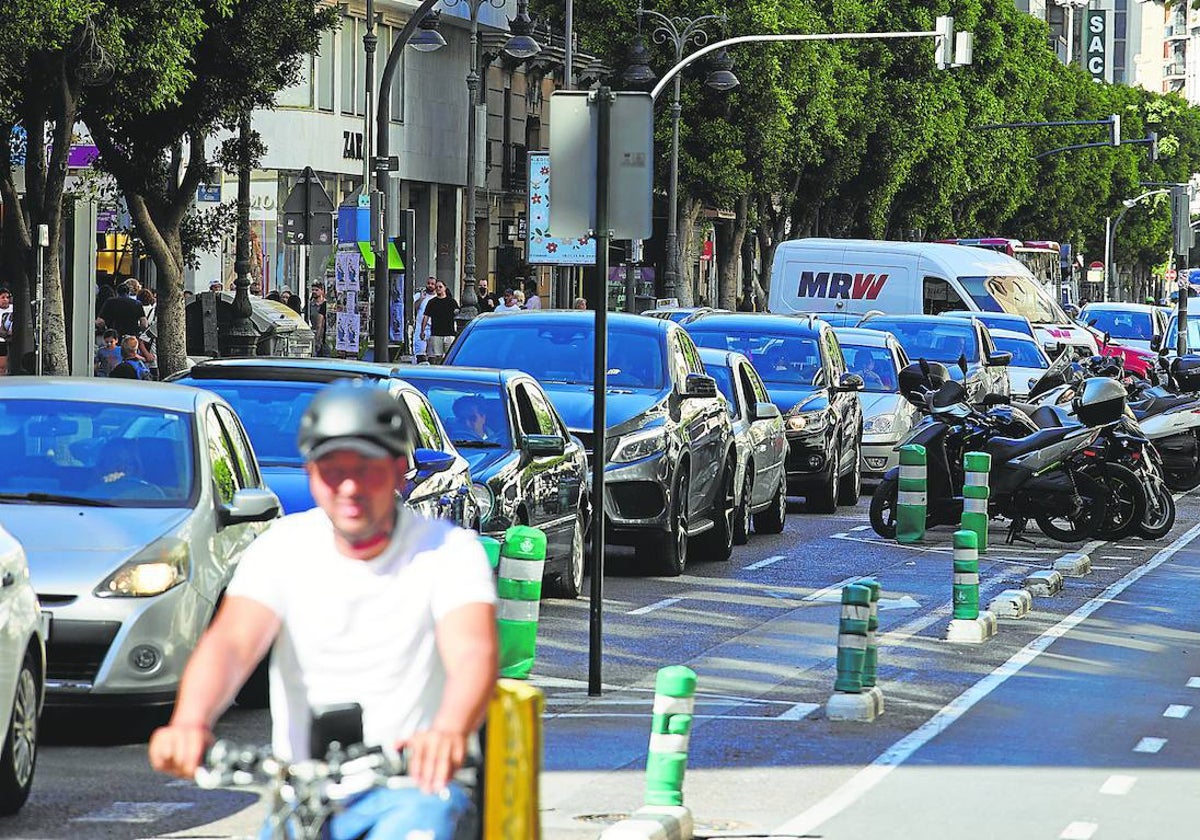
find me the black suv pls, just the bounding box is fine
[446,311,736,575]
[685,313,864,512]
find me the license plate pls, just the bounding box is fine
[38,611,51,642]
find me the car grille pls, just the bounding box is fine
[46,620,121,683]
[611,481,665,520]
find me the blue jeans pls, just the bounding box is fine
[259,782,474,840]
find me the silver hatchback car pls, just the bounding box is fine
[0,379,280,706]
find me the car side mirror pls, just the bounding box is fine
[752,401,781,421]
[987,351,1012,367]
[220,487,281,526]
[1151,334,1163,351]
[412,447,455,483]
[836,372,865,392]
[523,434,565,456]
[682,373,718,399]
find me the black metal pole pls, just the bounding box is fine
[224,114,258,357]
[588,87,612,697]
[1178,257,1189,358]
[374,0,442,362]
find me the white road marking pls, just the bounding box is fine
[1164,704,1192,718]
[804,576,869,603]
[1133,737,1167,753]
[1099,775,1137,796]
[545,711,809,722]
[776,701,820,721]
[1059,821,1098,840]
[831,532,848,539]
[831,533,951,554]
[627,597,682,615]
[850,525,871,532]
[744,554,787,570]
[74,802,194,823]
[1187,676,1200,689]
[772,520,1200,837]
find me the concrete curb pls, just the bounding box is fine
[598,805,693,840]
[1052,551,1092,577]
[988,588,1033,618]
[944,610,998,643]
[1024,569,1064,596]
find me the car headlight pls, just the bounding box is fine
[611,427,668,464]
[863,413,896,435]
[95,538,189,598]
[470,482,495,524]
[785,410,828,433]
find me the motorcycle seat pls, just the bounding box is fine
[1027,404,1077,429]
[984,426,1078,463]
[1131,393,1195,420]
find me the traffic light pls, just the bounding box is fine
[935,16,954,69]
[1148,131,1159,162]
[1172,184,1191,257]
[1109,113,1121,147]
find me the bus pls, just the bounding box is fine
[935,238,1063,300]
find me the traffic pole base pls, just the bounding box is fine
[944,611,998,644]
[599,806,693,840]
[1052,551,1092,577]
[1023,569,1065,597]
[867,685,885,717]
[825,691,878,722]
[987,588,1033,619]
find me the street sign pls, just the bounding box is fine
[372,155,400,172]
[282,166,336,246]
[1086,260,1105,285]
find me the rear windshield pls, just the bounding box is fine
[839,344,898,392]
[861,319,978,364]
[688,329,823,388]
[187,380,319,467]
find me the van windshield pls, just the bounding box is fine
[958,275,1068,325]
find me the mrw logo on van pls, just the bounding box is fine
[796,271,888,300]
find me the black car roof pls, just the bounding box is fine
[387,365,521,387]
[686,312,825,336]
[468,309,673,336]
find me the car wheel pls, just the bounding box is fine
[696,456,736,562]
[837,438,862,506]
[639,468,689,576]
[0,652,39,816]
[733,464,753,545]
[753,473,787,535]
[807,441,839,514]
[546,506,587,599]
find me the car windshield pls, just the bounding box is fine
[688,330,823,387]
[1084,308,1154,341]
[0,400,195,507]
[958,275,1068,325]
[405,379,512,448]
[840,345,899,392]
[1165,316,1200,353]
[452,323,667,391]
[993,336,1049,369]
[189,380,319,467]
[862,319,979,364]
[705,364,739,417]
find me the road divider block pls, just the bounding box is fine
[946,530,996,643]
[961,451,991,554]
[897,445,927,544]
[600,806,693,840]
[826,582,880,721]
[987,588,1033,619]
[496,526,547,679]
[1052,551,1092,577]
[645,666,697,808]
[859,578,885,717]
[1024,569,1064,597]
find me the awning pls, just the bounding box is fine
[357,241,404,270]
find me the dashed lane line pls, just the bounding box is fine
[626,597,682,615]
[1164,704,1192,719]
[1059,822,1098,840]
[1099,775,1137,796]
[771,519,1200,838]
[73,802,195,823]
[744,554,787,570]
[1133,737,1167,754]
[1187,676,1200,688]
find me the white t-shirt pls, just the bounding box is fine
[494,302,522,313]
[225,507,496,761]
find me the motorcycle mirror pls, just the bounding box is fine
[1102,331,1111,350]
[958,353,969,376]
[919,357,932,384]
[1088,318,1098,327]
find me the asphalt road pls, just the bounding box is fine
[5,491,1200,839]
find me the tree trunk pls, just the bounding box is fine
[676,197,703,307]
[716,194,749,310]
[0,126,34,365]
[126,194,188,376]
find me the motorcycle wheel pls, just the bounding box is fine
[1027,472,1108,544]
[1163,455,1200,492]
[1092,462,1148,541]
[1137,478,1176,540]
[869,477,898,539]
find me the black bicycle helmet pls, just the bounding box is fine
[297,380,417,461]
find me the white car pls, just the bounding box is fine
[988,328,1051,398]
[833,328,919,483]
[0,523,45,815]
[1079,302,1167,354]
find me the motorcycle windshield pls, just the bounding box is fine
[1027,350,1080,400]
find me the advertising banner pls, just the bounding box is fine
[526,151,596,265]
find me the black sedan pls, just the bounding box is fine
[168,359,479,527]
[685,313,864,512]
[391,365,590,599]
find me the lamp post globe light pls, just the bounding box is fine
[439,0,540,330]
[623,1,737,302]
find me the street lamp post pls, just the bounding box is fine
[223,113,259,358]
[626,3,732,302]
[1106,189,1169,303]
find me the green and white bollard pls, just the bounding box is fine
[479,535,501,571]
[962,451,991,554]
[859,578,881,690]
[952,530,980,620]
[833,583,872,693]
[645,666,697,808]
[897,444,927,544]
[496,525,547,679]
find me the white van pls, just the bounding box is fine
[768,239,1096,357]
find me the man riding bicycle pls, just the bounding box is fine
[149,381,498,839]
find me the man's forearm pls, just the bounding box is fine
[169,633,258,729]
[432,648,497,734]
